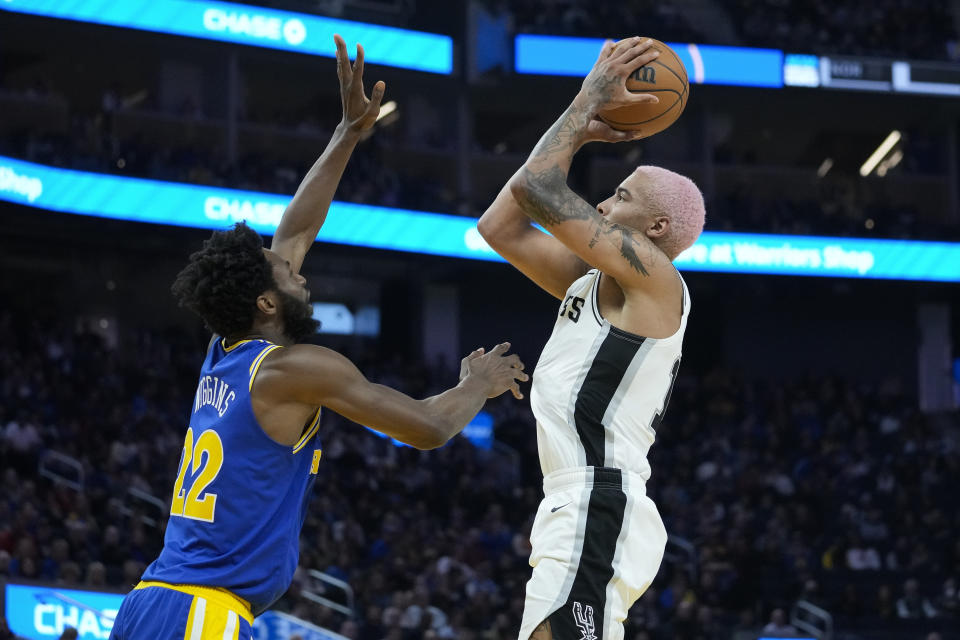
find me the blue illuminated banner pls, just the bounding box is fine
[254,610,346,640]
[515,35,784,88]
[0,0,452,74]
[673,231,960,281]
[4,582,123,640]
[783,54,821,87]
[0,155,500,262]
[1,155,958,282]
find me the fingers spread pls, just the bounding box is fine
[354,43,365,80]
[620,47,660,73]
[610,36,640,59]
[510,383,523,400]
[614,38,655,64]
[368,80,386,109]
[490,342,510,356]
[597,39,615,62]
[334,34,350,81]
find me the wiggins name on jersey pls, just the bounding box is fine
[530,269,689,480]
[142,338,322,616]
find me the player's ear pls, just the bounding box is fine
[256,291,278,316]
[647,216,670,239]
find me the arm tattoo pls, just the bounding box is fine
[514,170,652,277]
[511,79,653,278]
[514,166,592,227]
[536,103,589,157]
[613,224,651,276]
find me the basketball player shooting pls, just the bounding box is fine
[108,35,527,640]
[478,38,706,640]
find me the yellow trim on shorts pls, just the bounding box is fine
[183,595,202,639]
[134,580,254,626]
[248,344,283,391]
[292,407,322,454]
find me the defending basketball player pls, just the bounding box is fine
[477,38,706,640]
[109,35,527,640]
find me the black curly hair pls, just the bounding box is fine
[171,222,276,338]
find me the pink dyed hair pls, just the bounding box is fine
[631,166,705,260]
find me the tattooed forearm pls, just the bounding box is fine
[514,166,594,227]
[510,97,595,228]
[536,103,590,157]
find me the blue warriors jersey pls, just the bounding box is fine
[142,338,322,616]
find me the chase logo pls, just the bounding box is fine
[5,583,123,639]
[203,196,286,226]
[202,8,307,46]
[0,165,43,203]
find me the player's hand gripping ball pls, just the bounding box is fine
[598,37,689,137]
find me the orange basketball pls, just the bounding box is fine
[598,38,689,136]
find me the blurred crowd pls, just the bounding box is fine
[2,78,954,243]
[0,79,459,218]
[1,314,958,639]
[511,0,960,61]
[729,0,958,61]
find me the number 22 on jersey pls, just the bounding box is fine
[170,427,224,522]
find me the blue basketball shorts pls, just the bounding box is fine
[109,581,254,640]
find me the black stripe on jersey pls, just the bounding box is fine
[546,467,626,640]
[590,271,602,325]
[573,331,644,467]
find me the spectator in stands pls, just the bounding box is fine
[762,608,798,636]
[896,579,938,619]
[3,413,42,456]
[0,318,958,637]
[338,620,359,639]
[846,534,882,570]
[936,578,958,619]
[85,561,107,586]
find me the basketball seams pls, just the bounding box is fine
[602,39,689,131]
[649,59,686,87]
[660,46,690,105]
[659,45,688,84]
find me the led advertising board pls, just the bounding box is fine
[0,0,453,73]
[2,155,958,282]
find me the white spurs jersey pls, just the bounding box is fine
[530,269,689,480]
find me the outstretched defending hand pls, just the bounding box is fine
[460,343,529,400]
[334,34,386,133]
[576,37,660,115]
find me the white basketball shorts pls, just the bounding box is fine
[518,466,667,640]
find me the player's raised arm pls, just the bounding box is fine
[271,34,386,273]
[477,180,590,300]
[254,343,528,450]
[508,38,675,289]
